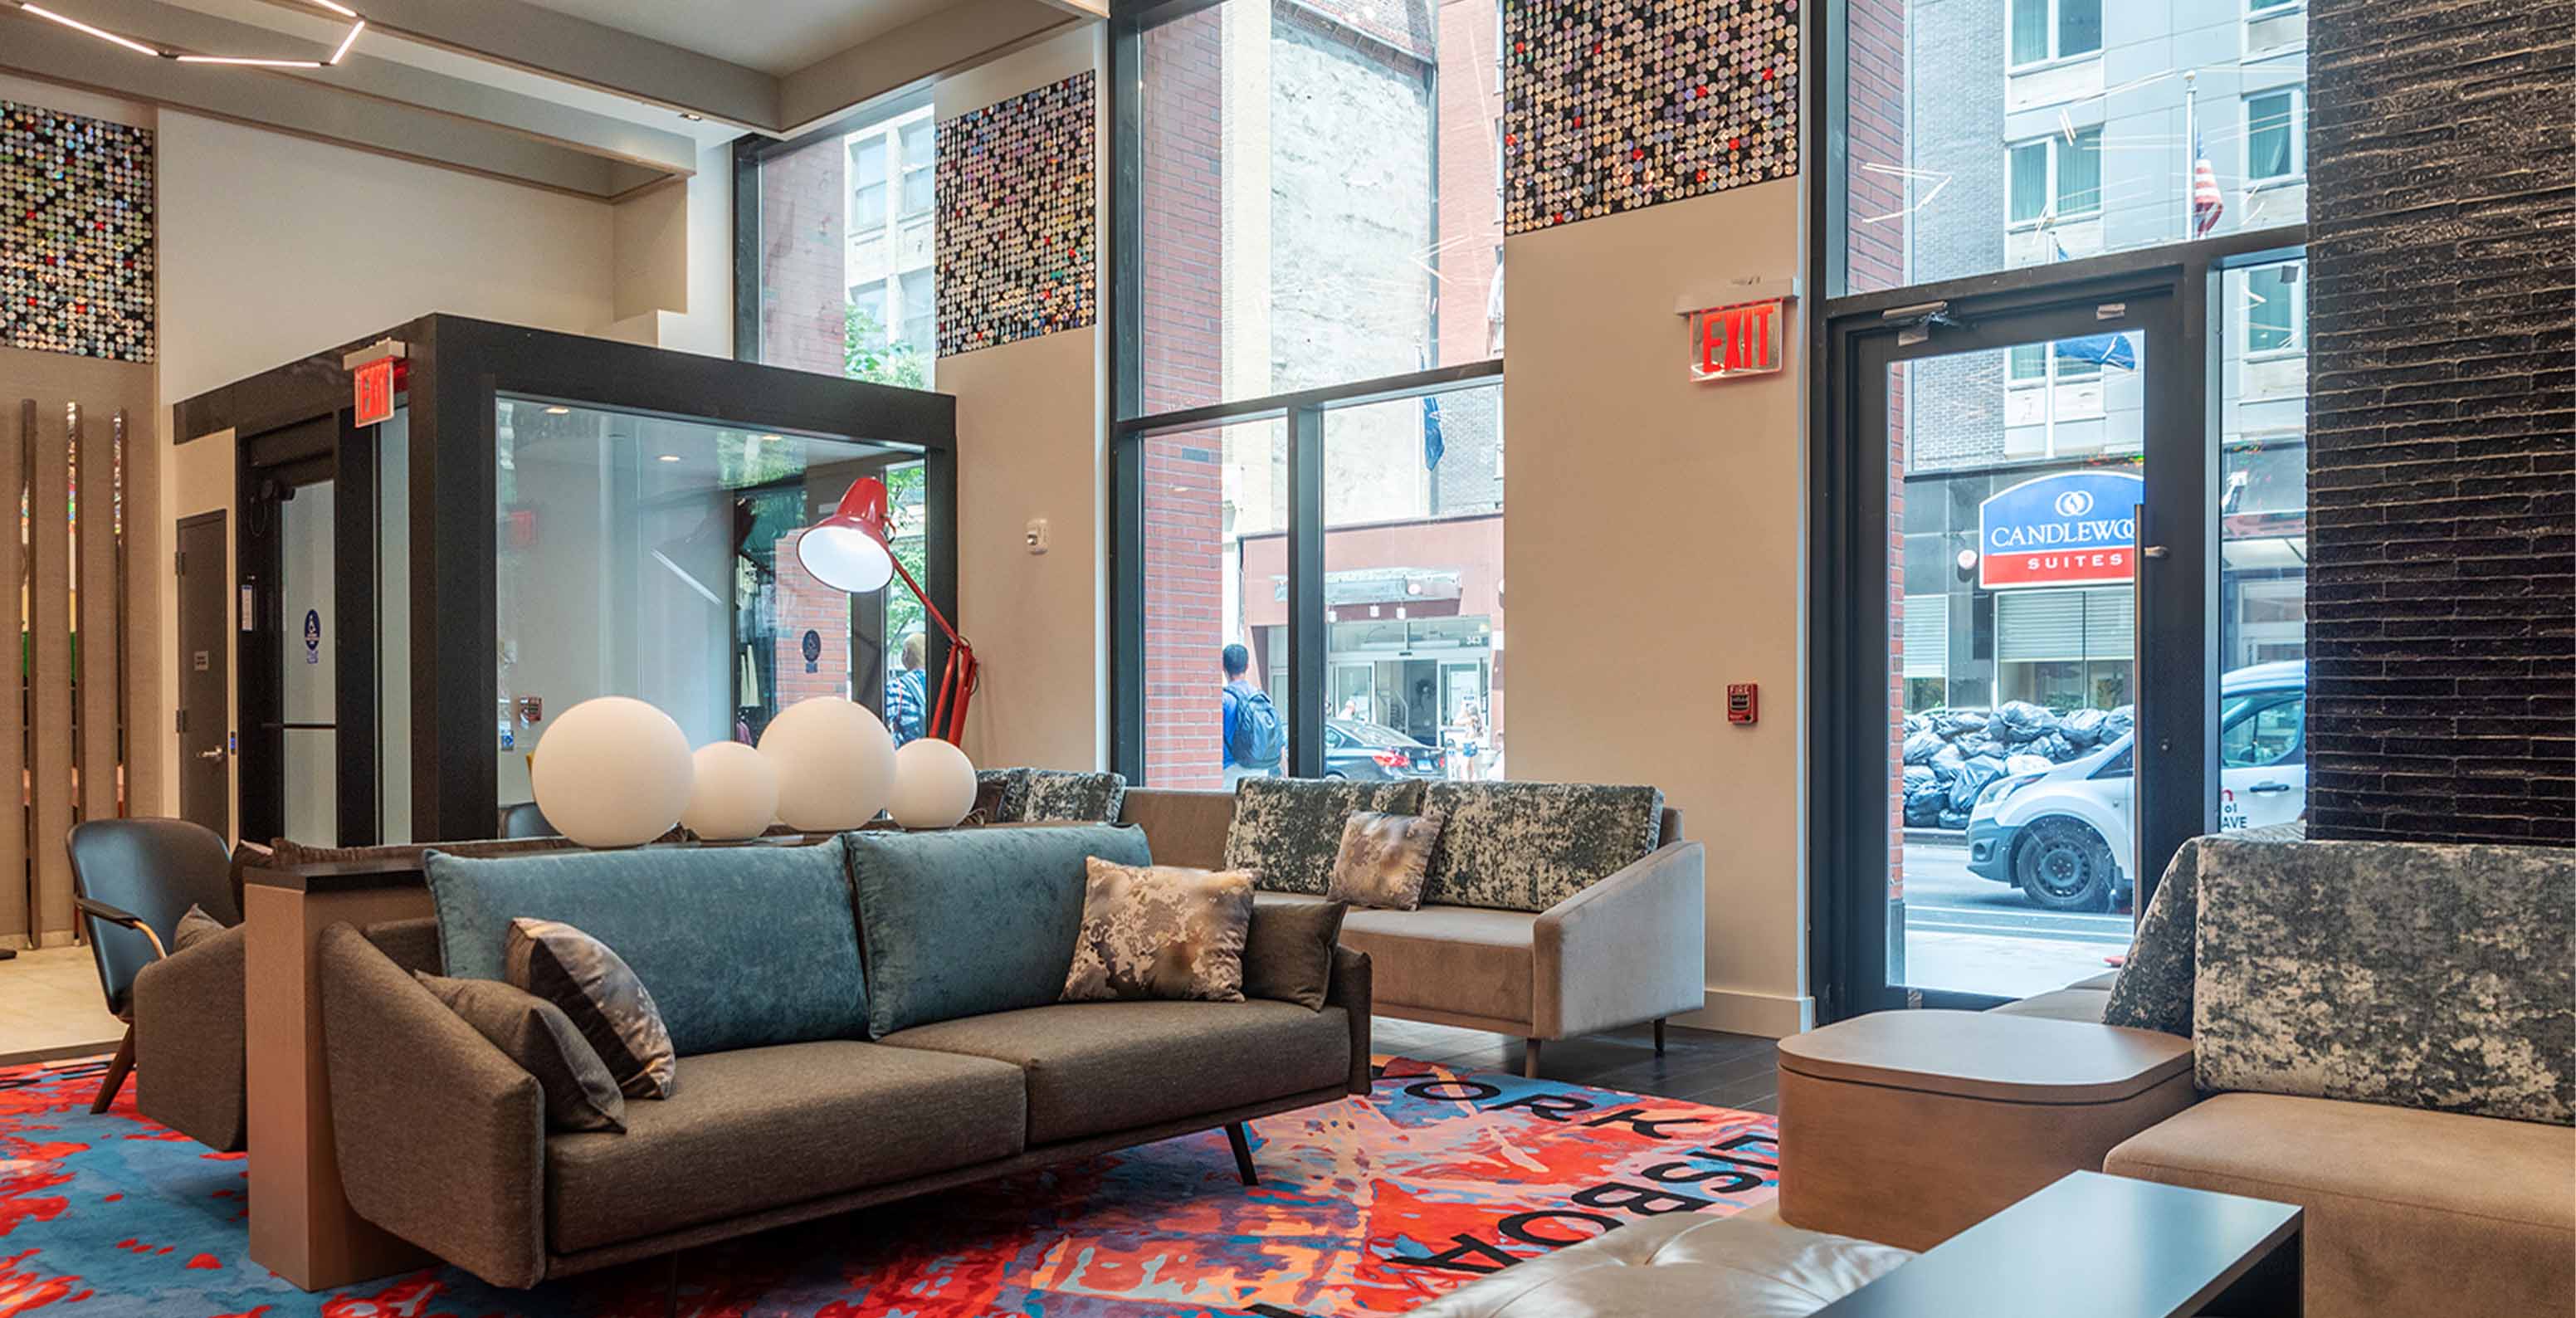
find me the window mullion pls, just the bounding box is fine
[1286,404,1327,779]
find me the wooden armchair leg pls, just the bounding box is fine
[1654,1017,1668,1055]
[1523,1037,1544,1078]
[1225,1121,1258,1186]
[91,1024,136,1115]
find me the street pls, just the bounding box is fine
[1895,835,2134,1000]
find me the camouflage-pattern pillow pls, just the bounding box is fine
[1419,781,1664,913]
[1061,858,1254,1003]
[2193,835,2573,1125]
[2105,821,2305,1037]
[974,769,1032,823]
[1327,811,1442,910]
[1022,769,1128,823]
[1221,777,1427,895]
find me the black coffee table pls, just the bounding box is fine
[1809,1171,2303,1317]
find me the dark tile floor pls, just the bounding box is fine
[1374,1016,1781,1114]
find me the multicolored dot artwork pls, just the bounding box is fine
[936,71,1097,358]
[2,100,154,363]
[1502,0,1799,234]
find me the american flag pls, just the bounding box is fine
[2191,133,2224,237]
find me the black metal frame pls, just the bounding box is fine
[175,314,959,844]
[1104,0,1504,780]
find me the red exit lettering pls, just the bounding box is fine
[1692,300,1784,382]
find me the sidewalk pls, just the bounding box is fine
[1899,928,2120,1000]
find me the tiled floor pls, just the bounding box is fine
[1377,1014,1780,1112]
[0,945,124,1065]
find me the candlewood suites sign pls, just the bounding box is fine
[1978,470,2145,589]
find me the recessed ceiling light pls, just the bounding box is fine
[544,406,569,415]
[680,112,705,121]
[657,454,681,463]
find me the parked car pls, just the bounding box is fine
[1322,718,1447,781]
[1964,661,2306,911]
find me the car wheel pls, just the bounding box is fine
[1323,771,1347,780]
[2013,817,2115,913]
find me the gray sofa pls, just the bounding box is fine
[315,832,1370,1289]
[1122,783,1704,1075]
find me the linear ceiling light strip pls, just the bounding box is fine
[8,0,365,66]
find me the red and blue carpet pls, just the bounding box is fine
[1,1053,1778,1316]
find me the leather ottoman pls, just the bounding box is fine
[1774,1010,2193,1251]
[1401,1213,1912,1316]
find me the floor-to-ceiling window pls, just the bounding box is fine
[1110,0,1506,788]
[1818,0,2310,1012]
[741,93,938,388]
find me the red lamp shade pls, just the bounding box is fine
[798,476,896,593]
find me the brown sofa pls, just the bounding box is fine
[1121,786,1705,1075]
[1777,833,2575,1318]
[315,851,1371,1288]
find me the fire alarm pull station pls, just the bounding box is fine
[1727,683,1758,725]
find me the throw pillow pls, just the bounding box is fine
[1327,812,1442,910]
[1062,858,1254,1003]
[412,970,627,1132]
[1418,781,1664,913]
[1242,897,1348,1010]
[502,918,677,1100]
[173,903,229,953]
[847,823,1154,1035]
[1022,769,1129,823]
[1222,778,1427,895]
[2105,821,2304,1037]
[975,769,1033,823]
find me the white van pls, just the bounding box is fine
[1963,661,2306,911]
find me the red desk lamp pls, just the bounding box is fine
[797,476,978,744]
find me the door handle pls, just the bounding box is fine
[2248,780,2292,793]
[197,748,227,762]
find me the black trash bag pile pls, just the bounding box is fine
[1901,700,2136,828]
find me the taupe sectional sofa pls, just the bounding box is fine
[1122,782,1704,1075]
[315,826,1370,1289]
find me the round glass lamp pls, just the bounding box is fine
[887,738,978,829]
[530,696,694,849]
[759,696,899,832]
[682,741,779,841]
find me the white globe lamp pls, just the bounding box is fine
[887,738,978,829]
[759,697,899,832]
[529,696,694,849]
[682,741,779,841]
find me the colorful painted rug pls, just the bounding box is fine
[2,1052,1778,1317]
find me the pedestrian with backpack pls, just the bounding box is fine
[1220,643,1285,784]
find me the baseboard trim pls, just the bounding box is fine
[1671,987,1813,1038]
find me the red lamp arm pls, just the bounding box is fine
[884,551,978,745]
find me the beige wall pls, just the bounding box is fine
[935,27,1110,774]
[1502,176,1811,1036]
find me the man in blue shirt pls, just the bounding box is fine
[1220,643,1282,784]
[885,632,927,746]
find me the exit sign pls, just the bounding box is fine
[1690,299,1784,382]
[354,357,397,427]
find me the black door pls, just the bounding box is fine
[174,512,230,840]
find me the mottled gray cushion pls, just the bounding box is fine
[1418,781,1665,913]
[2105,821,2305,1037]
[504,919,678,1101]
[1022,769,1129,823]
[1222,777,1426,895]
[975,769,1032,823]
[413,970,626,1134]
[2193,836,2574,1125]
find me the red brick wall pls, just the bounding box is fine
[1436,0,1503,367]
[1139,7,1229,788]
[761,138,848,376]
[773,527,854,712]
[1844,0,1910,906]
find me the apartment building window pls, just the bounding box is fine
[2247,89,2303,184]
[1111,0,1506,788]
[742,95,936,388]
[2246,263,2302,354]
[2008,128,2102,226]
[2247,0,2300,13]
[2008,0,2101,69]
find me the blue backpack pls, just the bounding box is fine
[1229,687,1286,769]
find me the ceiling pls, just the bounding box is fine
[0,0,1095,199]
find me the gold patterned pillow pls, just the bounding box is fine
[1326,811,1443,910]
[1062,859,1255,1003]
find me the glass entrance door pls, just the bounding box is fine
[1822,277,2217,1013]
[277,478,339,844]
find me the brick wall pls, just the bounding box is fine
[761,137,848,376]
[1847,0,1912,908]
[2302,0,2575,846]
[1139,6,1230,788]
[772,528,856,713]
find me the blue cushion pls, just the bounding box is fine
[845,824,1153,1037]
[423,838,865,1057]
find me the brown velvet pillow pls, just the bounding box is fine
[413,970,627,1133]
[1062,859,1254,1003]
[503,918,677,1100]
[1242,898,1347,1011]
[1326,811,1443,910]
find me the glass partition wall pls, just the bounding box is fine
[183,315,956,847]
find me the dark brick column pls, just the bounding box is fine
[2303,0,2574,845]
